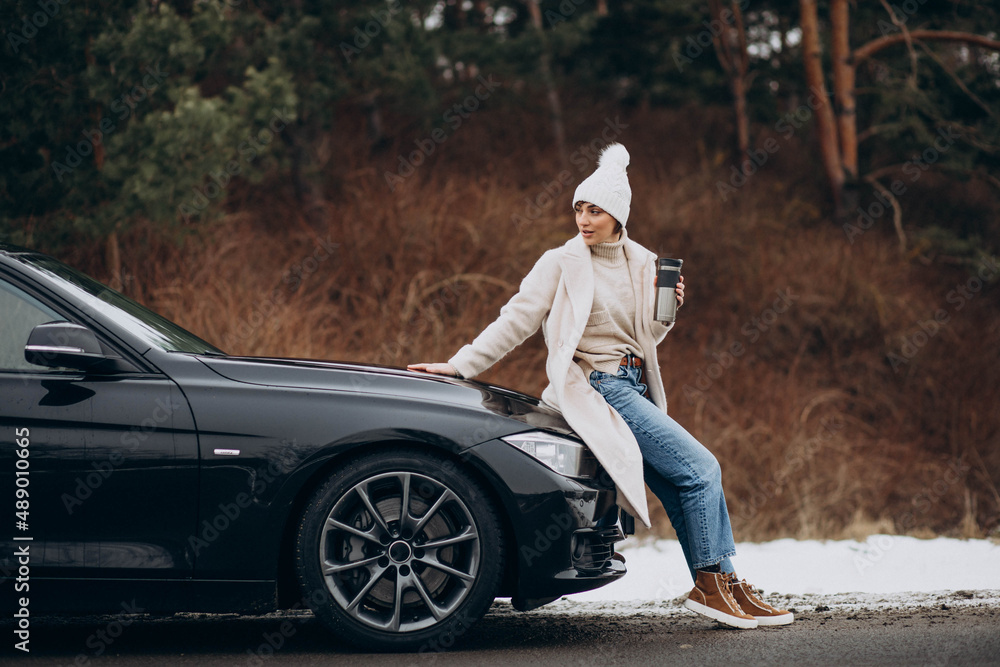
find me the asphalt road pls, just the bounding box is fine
[3,592,998,666]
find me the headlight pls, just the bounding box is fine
[501,431,598,479]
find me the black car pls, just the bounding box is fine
[0,243,628,651]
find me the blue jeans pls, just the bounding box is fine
[589,359,736,582]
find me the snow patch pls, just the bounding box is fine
[566,535,1000,602]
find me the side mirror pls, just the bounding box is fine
[25,321,109,370]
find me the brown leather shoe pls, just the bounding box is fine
[683,570,758,629]
[726,574,794,626]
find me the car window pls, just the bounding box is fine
[18,254,224,356]
[0,278,67,371]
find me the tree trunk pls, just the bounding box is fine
[361,89,386,150]
[527,1,568,168]
[731,74,749,156]
[830,0,856,180]
[474,1,490,31]
[799,0,845,213]
[105,229,122,291]
[708,0,751,156]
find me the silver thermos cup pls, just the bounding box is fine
[654,258,683,323]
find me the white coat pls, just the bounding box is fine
[449,233,673,528]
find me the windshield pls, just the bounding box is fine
[21,254,225,356]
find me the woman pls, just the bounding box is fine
[408,143,792,629]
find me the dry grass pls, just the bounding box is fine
[58,101,1000,543]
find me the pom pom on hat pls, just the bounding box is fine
[572,143,632,225]
[597,143,630,170]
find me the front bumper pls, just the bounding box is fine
[467,439,628,611]
[512,524,626,612]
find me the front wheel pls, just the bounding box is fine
[294,449,504,651]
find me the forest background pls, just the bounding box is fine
[2,0,999,542]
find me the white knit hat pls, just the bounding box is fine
[572,143,631,225]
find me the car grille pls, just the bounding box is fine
[572,526,624,573]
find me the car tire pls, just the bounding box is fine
[294,448,504,652]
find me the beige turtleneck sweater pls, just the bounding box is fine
[573,230,643,380]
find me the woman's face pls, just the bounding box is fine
[575,201,620,245]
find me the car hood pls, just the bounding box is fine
[198,355,577,437]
